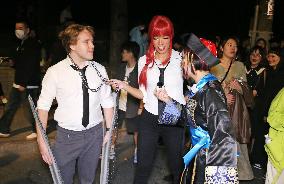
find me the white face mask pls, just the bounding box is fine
[15,30,25,40]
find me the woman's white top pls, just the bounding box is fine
[138,49,185,115]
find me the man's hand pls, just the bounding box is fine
[8,59,14,67]
[253,89,257,97]
[137,108,143,115]
[103,131,111,145]
[17,85,26,92]
[37,137,53,165]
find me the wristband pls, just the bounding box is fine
[106,127,110,131]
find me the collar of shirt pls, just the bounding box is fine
[66,57,90,69]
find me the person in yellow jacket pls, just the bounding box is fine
[265,87,284,184]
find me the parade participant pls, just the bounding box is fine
[36,24,114,184]
[157,33,238,183]
[109,15,186,184]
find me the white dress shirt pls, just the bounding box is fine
[37,57,114,131]
[138,49,185,115]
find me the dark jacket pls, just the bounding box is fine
[261,63,284,117]
[116,63,140,118]
[13,36,41,87]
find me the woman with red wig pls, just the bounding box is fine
[109,15,186,183]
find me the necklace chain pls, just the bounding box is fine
[68,55,108,92]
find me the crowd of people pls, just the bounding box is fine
[0,13,284,184]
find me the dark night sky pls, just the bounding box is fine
[70,0,258,39]
[128,0,256,39]
[0,0,256,36]
[0,0,283,53]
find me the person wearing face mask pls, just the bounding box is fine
[0,19,41,140]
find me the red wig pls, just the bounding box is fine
[139,15,174,89]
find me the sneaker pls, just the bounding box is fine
[26,133,37,140]
[133,147,137,164]
[1,97,8,104]
[0,132,10,138]
[252,163,262,170]
[109,145,115,160]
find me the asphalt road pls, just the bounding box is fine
[0,106,265,184]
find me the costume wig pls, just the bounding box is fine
[139,15,174,88]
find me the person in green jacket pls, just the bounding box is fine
[265,87,284,184]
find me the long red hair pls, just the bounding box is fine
[139,15,174,89]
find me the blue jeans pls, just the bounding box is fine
[0,87,39,134]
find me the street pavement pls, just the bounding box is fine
[0,105,266,184]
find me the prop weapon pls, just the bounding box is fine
[100,92,119,184]
[28,95,64,184]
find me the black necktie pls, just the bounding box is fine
[158,68,165,115]
[71,65,89,127]
[80,66,89,127]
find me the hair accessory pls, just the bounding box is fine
[186,33,219,68]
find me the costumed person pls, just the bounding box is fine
[109,15,186,184]
[211,36,254,180]
[36,24,114,184]
[264,87,284,184]
[157,33,238,183]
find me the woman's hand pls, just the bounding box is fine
[252,89,257,97]
[137,108,143,115]
[226,93,235,105]
[107,79,127,91]
[229,79,242,94]
[181,49,191,78]
[154,86,171,103]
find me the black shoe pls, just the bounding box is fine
[158,137,164,146]
[163,174,173,182]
